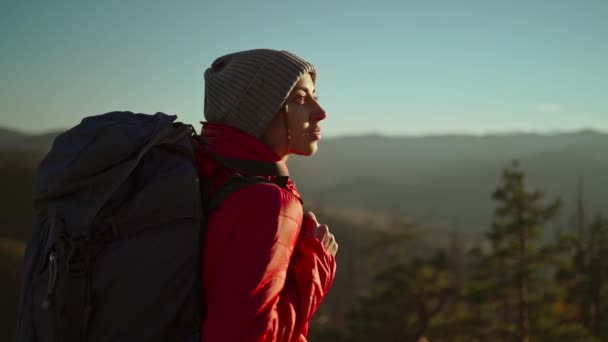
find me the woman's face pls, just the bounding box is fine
[262,73,327,159]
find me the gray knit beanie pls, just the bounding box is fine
[204,49,316,138]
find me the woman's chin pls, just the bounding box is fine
[292,142,319,157]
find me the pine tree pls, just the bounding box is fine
[466,161,561,341]
[346,252,456,342]
[551,177,608,339]
[345,222,456,342]
[557,212,608,339]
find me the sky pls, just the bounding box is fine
[1,0,606,137]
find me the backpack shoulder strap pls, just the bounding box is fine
[196,135,302,213]
[204,173,300,214]
[204,175,270,214]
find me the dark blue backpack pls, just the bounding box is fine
[16,111,290,342]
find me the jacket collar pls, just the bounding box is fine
[201,123,283,163]
[200,123,301,198]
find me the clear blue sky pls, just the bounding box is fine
[1,0,606,136]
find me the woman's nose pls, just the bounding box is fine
[311,104,327,122]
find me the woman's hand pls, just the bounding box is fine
[302,211,338,256]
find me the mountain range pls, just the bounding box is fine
[2,126,607,235]
[289,130,608,234]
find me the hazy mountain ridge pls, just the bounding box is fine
[2,126,607,153]
[290,129,608,233]
[2,126,607,234]
[290,129,608,191]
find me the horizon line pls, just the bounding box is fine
[2,124,607,139]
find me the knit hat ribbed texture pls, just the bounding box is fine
[204,49,316,138]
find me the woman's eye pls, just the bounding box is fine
[293,96,306,104]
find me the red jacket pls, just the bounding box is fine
[193,123,336,342]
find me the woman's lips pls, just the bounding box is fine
[306,130,321,141]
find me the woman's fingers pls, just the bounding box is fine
[327,234,338,256]
[302,211,319,236]
[328,239,338,256]
[314,225,338,256]
[306,211,319,226]
[314,224,328,241]
[304,215,338,256]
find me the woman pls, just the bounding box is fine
[194,49,338,341]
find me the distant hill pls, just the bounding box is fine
[2,126,607,234]
[289,130,608,233]
[0,149,42,240]
[0,127,60,154]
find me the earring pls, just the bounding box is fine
[284,104,291,142]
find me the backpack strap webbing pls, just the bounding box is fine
[205,175,285,215]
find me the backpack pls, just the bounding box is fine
[16,111,290,342]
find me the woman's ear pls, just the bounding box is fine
[261,110,284,149]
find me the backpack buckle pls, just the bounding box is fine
[66,236,89,274]
[274,176,289,189]
[49,217,90,274]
